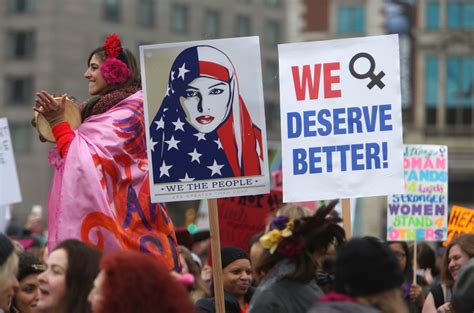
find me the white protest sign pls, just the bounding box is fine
[387,145,448,241]
[279,34,404,202]
[0,118,22,206]
[141,37,269,202]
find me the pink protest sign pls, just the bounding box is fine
[387,145,448,241]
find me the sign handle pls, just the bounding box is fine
[413,240,417,285]
[207,198,225,312]
[341,198,352,239]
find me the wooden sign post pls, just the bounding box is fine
[342,198,352,239]
[413,240,417,285]
[208,199,225,312]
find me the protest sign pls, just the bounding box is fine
[445,205,474,245]
[141,37,270,312]
[141,37,269,203]
[278,34,404,202]
[0,118,22,206]
[387,145,448,241]
[218,191,282,251]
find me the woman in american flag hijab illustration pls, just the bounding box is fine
[150,45,264,184]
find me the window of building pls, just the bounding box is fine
[203,9,220,38]
[466,3,474,29]
[264,21,280,46]
[9,121,32,154]
[337,5,365,33]
[424,56,438,125]
[171,4,188,33]
[264,0,281,7]
[445,57,474,126]
[7,30,35,59]
[104,0,121,22]
[7,0,35,13]
[235,15,251,37]
[447,2,474,30]
[5,76,34,105]
[264,61,279,89]
[138,0,154,27]
[424,56,474,131]
[426,1,440,30]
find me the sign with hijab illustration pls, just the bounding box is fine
[141,37,269,202]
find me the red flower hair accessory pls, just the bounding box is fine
[104,34,122,58]
[100,34,131,85]
[277,235,303,257]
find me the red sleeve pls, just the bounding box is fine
[52,122,75,158]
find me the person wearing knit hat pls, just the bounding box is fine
[0,233,19,311]
[220,246,250,269]
[309,236,408,313]
[196,246,254,313]
[10,252,46,313]
[335,237,405,296]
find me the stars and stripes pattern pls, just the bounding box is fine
[151,112,235,183]
[149,45,263,184]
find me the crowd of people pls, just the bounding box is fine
[2,34,472,313]
[1,210,473,313]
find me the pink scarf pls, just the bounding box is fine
[48,91,179,270]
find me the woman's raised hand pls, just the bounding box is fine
[34,91,67,127]
[410,284,425,307]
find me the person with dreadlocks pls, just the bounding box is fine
[33,34,180,271]
[247,200,345,313]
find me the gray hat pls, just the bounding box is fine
[452,258,474,313]
[0,233,15,266]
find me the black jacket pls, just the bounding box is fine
[196,287,255,313]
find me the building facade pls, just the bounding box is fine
[413,0,474,207]
[1,0,286,224]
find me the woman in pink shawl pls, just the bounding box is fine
[34,35,180,271]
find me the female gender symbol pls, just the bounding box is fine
[349,52,385,90]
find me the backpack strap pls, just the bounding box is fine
[430,284,444,308]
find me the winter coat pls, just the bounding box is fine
[196,288,254,313]
[308,301,383,313]
[248,278,323,313]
